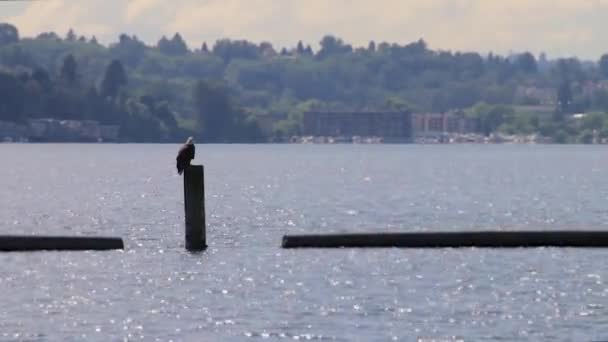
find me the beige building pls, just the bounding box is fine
[515,86,557,105]
[411,111,479,141]
[0,121,28,141]
[28,119,119,142]
[302,111,412,142]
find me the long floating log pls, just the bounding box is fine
[0,235,124,251]
[282,231,608,248]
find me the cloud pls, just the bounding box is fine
[4,0,113,40]
[167,0,280,41]
[1,0,607,58]
[125,0,164,23]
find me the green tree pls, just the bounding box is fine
[0,71,25,122]
[578,129,595,144]
[579,112,604,131]
[157,33,189,55]
[556,81,572,119]
[212,39,259,62]
[60,54,78,84]
[384,96,414,111]
[367,40,376,52]
[296,41,305,54]
[599,54,608,78]
[468,103,512,136]
[31,68,51,89]
[170,33,189,54]
[36,32,60,40]
[258,42,276,58]
[317,35,352,59]
[101,59,127,98]
[153,101,177,130]
[192,79,262,142]
[84,86,103,120]
[192,80,234,141]
[110,34,147,67]
[554,58,585,82]
[0,23,18,46]
[65,28,77,41]
[500,111,538,135]
[0,45,35,67]
[120,98,164,141]
[592,89,608,111]
[516,52,537,73]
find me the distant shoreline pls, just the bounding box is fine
[1,141,606,145]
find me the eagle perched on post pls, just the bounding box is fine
[176,137,195,175]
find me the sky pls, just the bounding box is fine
[1,0,607,60]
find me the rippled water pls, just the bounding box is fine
[1,144,608,341]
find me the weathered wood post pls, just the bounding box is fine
[184,164,206,250]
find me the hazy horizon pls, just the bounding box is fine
[1,0,607,60]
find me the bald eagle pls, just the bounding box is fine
[176,137,195,175]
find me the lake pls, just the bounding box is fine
[0,144,607,341]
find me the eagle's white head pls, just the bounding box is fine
[186,137,194,145]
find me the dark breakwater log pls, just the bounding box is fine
[282,231,608,248]
[0,236,124,251]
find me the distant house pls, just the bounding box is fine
[28,119,66,141]
[580,80,608,97]
[515,86,556,105]
[99,125,119,142]
[512,105,555,119]
[28,119,119,142]
[0,121,28,142]
[302,111,412,143]
[411,111,478,141]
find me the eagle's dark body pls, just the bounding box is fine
[176,139,195,175]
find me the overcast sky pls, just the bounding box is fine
[1,0,607,60]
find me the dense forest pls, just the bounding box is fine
[2,23,608,142]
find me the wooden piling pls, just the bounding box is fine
[184,165,206,250]
[282,231,608,249]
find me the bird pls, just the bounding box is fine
[176,137,195,175]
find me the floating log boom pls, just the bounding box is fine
[282,231,608,248]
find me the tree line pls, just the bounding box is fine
[2,23,608,142]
